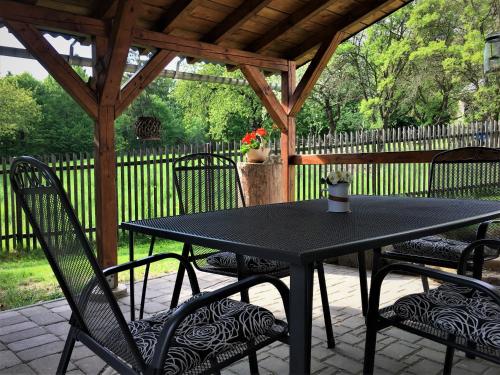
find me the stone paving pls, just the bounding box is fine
[1,264,499,375]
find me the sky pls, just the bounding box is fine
[0,26,181,80]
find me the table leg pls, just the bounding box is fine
[357,251,369,316]
[289,263,314,375]
[129,231,135,322]
[170,243,190,309]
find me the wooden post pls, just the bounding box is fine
[92,36,119,272]
[281,61,296,201]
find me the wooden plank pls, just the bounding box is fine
[289,150,443,165]
[249,0,335,53]
[5,21,98,119]
[93,0,118,19]
[289,31,342,116]
[116,49,176,116]
[289,0,403,61]
[0,0,107,37]
[280,61,296,202]
[240,64,288,132]
[201,0,272,44]
[133,28,290,72]
[100,0,141,106]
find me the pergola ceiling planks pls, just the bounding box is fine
[0,0,412,268]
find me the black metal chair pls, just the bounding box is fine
[364,239,500,375]
[143,152,335,348]
[10,156,290,375]
[369,147,500,293]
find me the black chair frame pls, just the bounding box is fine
[10,156,290,375]
[364,240,500,375]
[140,152,336,349]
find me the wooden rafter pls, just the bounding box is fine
[240,65,288,133]
[0,1,107,37]
[155,0,203,34]
[202,0,272,44]
[100,0,140,106]
[93,0,118,19]
[4,20,98,118]
[289,32,343,116]
[133,29,289,72]
[249,0,335,53]
[289,0,401,60]
[116,50,177,116]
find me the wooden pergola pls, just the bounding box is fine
[0,0,413,268]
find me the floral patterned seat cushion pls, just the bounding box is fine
[393,283,500,349]
[391,236,498,262]
[206,251,289,274]
[128,293,287,374]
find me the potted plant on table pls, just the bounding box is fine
[321,170,353,213]
[240,127,271,163]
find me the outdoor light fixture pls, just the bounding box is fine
[134,116,161,141]
[484,32,500,74]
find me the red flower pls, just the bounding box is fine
[256,128,267,137]
[242,132,251,144]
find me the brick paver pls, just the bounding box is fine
[0,264,499,374]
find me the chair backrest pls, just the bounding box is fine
[173,153,245,215]
[10,157,143,369]
[428,147,500,242]
[428,147,500,199]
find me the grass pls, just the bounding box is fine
[0,234,184,311]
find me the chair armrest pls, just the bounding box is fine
[476,219,500,240]
[103,253,200,295]
[457,239,500,275]
[368,263,500,320]
[149,274,290,371]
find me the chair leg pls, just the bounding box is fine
[443,345,455,375]
[420,271,430,292]
[248,351,259,374]
[316,262,335,349]
[57,327,77,375]
[171,243,192,309]
[357,251,369,316]
[362,312,378,375]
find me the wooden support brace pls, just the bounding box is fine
[4,20,98,119]
[289,32,343,117]
[117,50,177,116]
[240,65,288,133]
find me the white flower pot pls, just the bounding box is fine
[327,183,350,213]
[246,147,270,163]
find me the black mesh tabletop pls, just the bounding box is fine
[122,196,500,264]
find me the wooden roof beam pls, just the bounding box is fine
[155,0,204,34]
[133,29,290,72]
[116,50,177,116]
[4,20,98,119]
[202,0,272,44]
[249,0,335,53]
[289,31,343,116]
[100,0,141,106]
[93,0,118,19]
[0,0,107,37]
[289,0,405,61]
[240,65,288,133]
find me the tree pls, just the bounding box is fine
[0,77,41,156]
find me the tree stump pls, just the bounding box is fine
[237,161,283,206]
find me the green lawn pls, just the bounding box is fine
[0,235,184,311]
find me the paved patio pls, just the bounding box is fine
[0,263,499,375]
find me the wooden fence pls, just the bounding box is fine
[0,121,498,252]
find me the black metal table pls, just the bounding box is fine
[121,195,500,374]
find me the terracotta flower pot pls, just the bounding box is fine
[246,147,270,163]
[327,183,350,212]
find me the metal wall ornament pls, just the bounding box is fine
[134,116,161,141]
[484,32,500,75]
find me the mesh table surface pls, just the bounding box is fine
[122,196,500,264]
